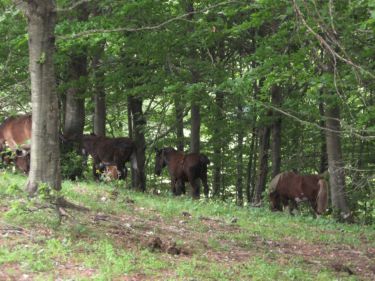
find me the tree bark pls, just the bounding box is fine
[324,94,351,220]
[319,99,328,173]
[253,124,271,205]
[127,96,136,188]
[246,127,257,203]
[212,91,224,197]
[174,94,184,151]
[236,105,244,206]
[190,103,200,154]
[63,3,88,141]
[92,45,106,136]
[271,86,282,178]
[25,0,61,194]
[129,95,146,192]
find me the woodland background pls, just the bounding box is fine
[0,0,374,223]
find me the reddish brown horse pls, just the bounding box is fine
[0,115,31,173]
[82,134,138,181]
[0,114,31,151]
[154,147,210,199]
[269,171,329,215]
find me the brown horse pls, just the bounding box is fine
[269,171,329,215]
[0,115,31,173]
[0,114,31,151]
[1,148,30,174]
[82,134,138,181]
[154,147,210,199]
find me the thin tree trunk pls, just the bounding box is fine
[129,96,146,192]
[175,94,184,151]
[212,91,224,197]
[92,45,106,136]
[127,96,136,188]
[253,125,271,205]
[236,105,244,206]
[190,103,200,153]
[324,94,351,221]
[25,0,61,194]
[271,86,282,178]
[319,99,328,173]
[63,4,88,141]
[246,127,256,203]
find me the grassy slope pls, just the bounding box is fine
[0,172,374,281]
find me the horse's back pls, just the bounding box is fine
[0,114,31,149]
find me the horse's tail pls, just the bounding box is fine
[200,154,210,166]
[316,179,329,214]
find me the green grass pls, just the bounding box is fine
[0,171,373,280]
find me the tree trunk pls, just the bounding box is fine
[25,0,61,194]
[129,95,146,192]
[253,125,271,205]
[236,105,244,206]
[319,99,328,173]
[246,127,257,203]
[127,96,136,188]
[92,45,106,136]
[324,94,352,221]
[271,86,282,178]
[190,103,200,154]
[212,91,224,197]
[63,4,88,141]
[175,94,184,151]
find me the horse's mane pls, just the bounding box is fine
[269,171,295,193]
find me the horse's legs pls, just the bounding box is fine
[92,159,102,181]
[189,177,200,199]
[175,179,184,196]
[117,162,126,180]
[180,181,186,194]
[170,178,177,195]
[200,171,209,198]
[288,200,298,216]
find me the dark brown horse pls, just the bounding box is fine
[0,115,31,173]
[269,171,329,215]
[82,134,138,181]
[154,147,210,199]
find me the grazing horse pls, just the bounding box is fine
[1,149,30,174]
[0,115,31,173]
[104,165,120,181]
[0,114,31,151]
[154,147,210,199]
[82,134,138,181]
[269,171,329,215]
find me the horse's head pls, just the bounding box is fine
[15,148,30,174]
[269,191,282,211]
[154,148,165,176]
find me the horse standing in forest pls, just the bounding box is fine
[269,171,329,215]
[0,114,31,151]
[0,114,31,173]
[82,134,138,181]
[154,147,210,199]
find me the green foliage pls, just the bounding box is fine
[0,0,374,223]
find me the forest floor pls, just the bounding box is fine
[0,172,374,281]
